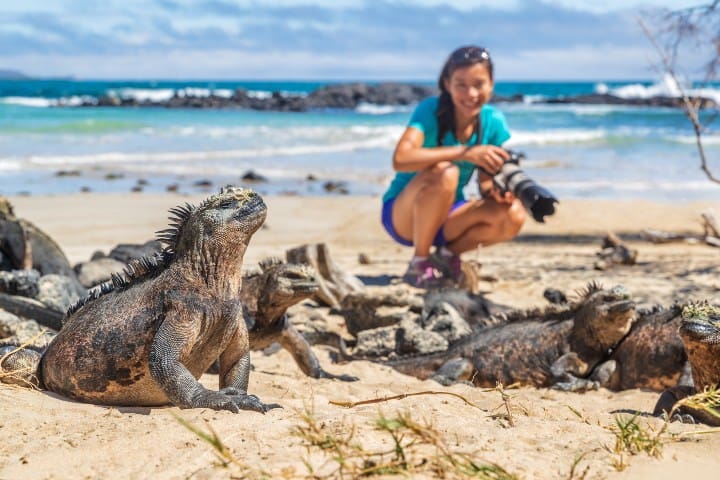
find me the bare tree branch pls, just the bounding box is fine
[638,5,720,184]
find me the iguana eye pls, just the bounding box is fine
[218,200,235,209]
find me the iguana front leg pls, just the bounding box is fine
[279,320,358,382]
[149,316,278,413]
[219,351,251,394]
[550,352,599,392]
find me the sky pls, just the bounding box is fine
[0,0,714,81]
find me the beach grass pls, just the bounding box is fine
[293,404,518,479]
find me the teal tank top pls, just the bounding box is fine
[382,97,511,203]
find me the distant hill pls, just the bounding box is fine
[0,69,30,80]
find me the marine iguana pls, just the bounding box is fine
[653,303,720,425]
[599,303,687,392]
[1,187,279,413]
[240,256,358,381]
[372,283,636,390]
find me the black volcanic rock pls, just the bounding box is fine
[97,95,121,106]
[543,93,717,109]
[492,94,524,103]
[307,82,436,109]
[240,170,268,183]
[72,83,717,111]
[365,83,437,105]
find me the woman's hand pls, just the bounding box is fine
[490,188,516,205]
[462,145,509,175]
[480,177,516,205]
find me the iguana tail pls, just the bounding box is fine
[0,345,42,388]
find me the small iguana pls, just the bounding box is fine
[1,187,278,413]
[241,257,358,381]
[653,303,720,425]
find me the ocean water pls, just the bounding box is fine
[1,77,720,202]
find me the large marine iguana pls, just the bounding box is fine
[0,187,279,413]
[240,256,358,381]
[653,303,720,425]
[365,283,636,391]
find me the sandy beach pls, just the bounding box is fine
[2,192,720,479]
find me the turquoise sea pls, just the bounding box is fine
[1,77,720,201]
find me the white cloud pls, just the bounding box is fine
[544,0,708,13]
[0,0,702,14]
[0,0,714,80]
[390,0,522,11]
[1,49,438,80]
[501,45,656,80]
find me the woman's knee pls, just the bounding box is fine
[500,201,526,240]
[468,201,525,244]
[422,162,459,191]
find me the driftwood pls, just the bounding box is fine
[642,210,720,248]
[0,292,63,331]
[594,232,637,270]
[286,243,364,309]
[701,211,720,238]
[458,260,486,294]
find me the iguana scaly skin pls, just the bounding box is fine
[653,303,720,425]
[602,304,687,392]
[1,187,278,413]
[241,257,357,381]
[382,284,635,390]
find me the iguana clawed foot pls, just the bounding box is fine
[225,394,282,414]
[552,378,600,392]
[316,370,359,382]
[652,385,704,424]
[191,389,281,414]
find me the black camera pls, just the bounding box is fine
[480,150,558,223]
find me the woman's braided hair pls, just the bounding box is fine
[436,46,494,146]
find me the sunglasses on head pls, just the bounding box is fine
[450,46,490,63]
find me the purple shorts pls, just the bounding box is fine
[381,198,467,247]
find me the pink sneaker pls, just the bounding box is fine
[402,258,444,288]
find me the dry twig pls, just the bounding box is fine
[329,390,486,412]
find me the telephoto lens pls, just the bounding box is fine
[488,151,559,223]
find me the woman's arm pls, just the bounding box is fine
[392,127,509,173]
[392,127,467,172]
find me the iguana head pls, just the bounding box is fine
[243,257,318,348]
[679,302,720,389]
[157,186,266,258]
[573,283,635,352]
[69,187,268,313]
[256,258,318,322]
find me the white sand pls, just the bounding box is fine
[1,192,719,479]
